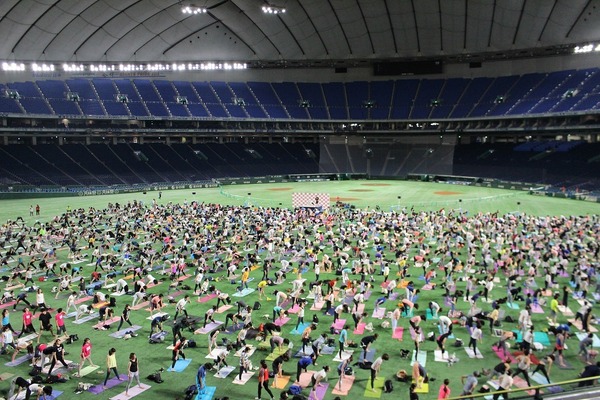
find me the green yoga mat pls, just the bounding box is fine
[363,376,385,398]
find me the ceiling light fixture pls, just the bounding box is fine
[182,4,207,14]
[262,4,286,14]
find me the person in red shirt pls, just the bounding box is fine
[257,359,274,400]
[18,308,36,338]
[55,308,67,337]
[438,378,451,399]
[78,338,97,377]
[170,337,187,369]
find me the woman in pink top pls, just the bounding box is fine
[78,337,97,377]
[438,378,451,399]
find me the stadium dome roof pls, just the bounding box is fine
[0,0,598,65]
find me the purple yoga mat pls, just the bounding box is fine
[311,382,329,400]
[88,374,128,394]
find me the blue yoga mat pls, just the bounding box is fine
[196,386,216,400]
[168,358,192,372]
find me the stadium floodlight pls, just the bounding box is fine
[573,43,600,54]
[262,4,286,14]
[2,62,25,72]
[182,4,207,14]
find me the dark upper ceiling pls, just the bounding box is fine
[0,0,598,65]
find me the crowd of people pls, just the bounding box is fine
[0,197,598,400]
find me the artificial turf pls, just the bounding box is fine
[0,180,598,400]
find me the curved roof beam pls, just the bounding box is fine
[73,0,146,57]
[326,0,352,54]
[161,16,254,56]
[383,0,398,54]
[566,0,592,38]
[355,0,374,55]
[410,0,421,53]
[537,0,558,42]
[297,1,329,55]
[227,0,282,56]
[11,0,62,54]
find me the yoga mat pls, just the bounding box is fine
[109,383,151,400]
[533,332,551,346]
[426,309,439,319]
[232,288,255,297]
[77,365,100,377]
[372,308,386,319]
[287,304,301,314]
[310,382,329,400]
[363,376,385,398]
[310,301,324,311]
[88,374,127,393]
[109,325,143,338]
[332,374,355,395]
[437,325,455,339]
[216,305,233,313]
[492,346,515,362]
[392,327,404,340]
[232,371,254,384]
[234,345,256,357]
[291,322,311,335]
[146,312,167,320]
[558,306,574,316]
[531,373,563,393]
[225,323,244,333]
[266,347,289,361]
[205,347,228,360]
[434,350,450,363]
[331,319,346,330]
[168,358,192,372]
[576,332,600,347]
[272,374,291,389]
[531,304,544,314]
[512,376,538,395]
[0,372,14,380]
[506,303,520,310]
[5,353,32,366]
[196,386,216,400]
[465,347,484,359]
[194,321,223,334]
[295,347,315,357]
[353,323,366,335]
[131,301,150,311]
[321,345,335,355]
[333,350,354,362]
[93,316,120,329]
[358,348,376,363]
[410,350,427,367]
[93,301,109,309]
[413,382,429,394]
[569,319,599,333]
[198,293,218,303]
[214,366,235,378]
[73,312,99,324]
[298,371,315,388]
[274,317,291,327]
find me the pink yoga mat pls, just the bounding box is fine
[353,323,365,335]
[392,327,404,340]
[372,308,386,319]
[531,304,544,314]
[274,317,291,327]
[110,383,151,400]
[331,319,346,330]
[492,346,515,362]
[332,374,355,395]
[198,293,217,303]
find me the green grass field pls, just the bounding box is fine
[0,180,598,400]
